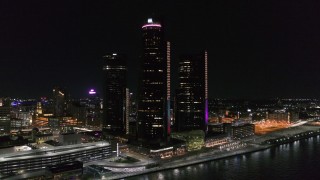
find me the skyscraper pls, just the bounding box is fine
[175,51,208,132]
[103,53,127,134]
[52,87,67,117]
[137,18,170,142]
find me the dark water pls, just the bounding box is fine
[127,136,320,180]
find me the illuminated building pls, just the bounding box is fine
[175,51,208,132]
[127,92,138,136]
[52,87,67,117]
[10,109,32,129]
[267,111,299,123]
[86,89,102,127]
[0,142,111,176]
[230,123,255,139]
[37,116,77,131]
[137,18,170,142]
[36,102,43,115]
[102,53,127,134]
[207,123,224,134]
[0,98,11,134]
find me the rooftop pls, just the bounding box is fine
[0,141,110,162]
[142,18,161,29]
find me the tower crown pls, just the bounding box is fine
[142,18,161,29]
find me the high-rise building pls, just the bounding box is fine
[53,87,67,117]
[175,51,208,132]
[137,18,170,142]
[102,53,127,134]
[86,89,102,128]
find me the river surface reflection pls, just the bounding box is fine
[127,136,320,180]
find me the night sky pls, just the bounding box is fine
[0,0,319,99]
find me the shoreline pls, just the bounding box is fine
[107,144,271,179]
[106,127,320,180]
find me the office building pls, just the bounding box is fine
[52,87,67,117]
[102,53,127,134]
[86,89,102,127]
[175,51,208,132]
[231,123,255,139]
[267,111,299,123]
[0,98,11,134]
[137,18,170,142]
[11,111,32,129]
[223,120,255,139]
[207,123,224,134]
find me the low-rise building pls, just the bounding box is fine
[0,142,111,175]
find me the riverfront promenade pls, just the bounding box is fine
[104,144,270,180]
[99,124,320,180]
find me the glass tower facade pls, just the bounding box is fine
[137,18,170,141]
[176,51,208,132]
[103,53,127,134]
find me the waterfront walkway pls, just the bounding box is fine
[103,144,270,180]
[100,125,320,180]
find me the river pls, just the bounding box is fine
[127,136,320,180]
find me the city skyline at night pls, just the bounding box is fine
[1,1,320,179]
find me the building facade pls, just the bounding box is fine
[137,18,170,142]
[175,52,208,132]
[86,89,102,128]
[267,111,299,123]
[231,123,255,139]
[102,53,127,134]
[0,142,111,175]
[52,87,67,117]
[0,98,11,135]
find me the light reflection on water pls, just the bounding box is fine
[127,136,320,180]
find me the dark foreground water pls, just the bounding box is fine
[127,136,320,180]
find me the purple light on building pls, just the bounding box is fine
[141,24,162,29]
[11,101,18,106]
[205,99,209,125]
[89,89,96,95]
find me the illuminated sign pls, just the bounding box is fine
[89,89,96,95]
